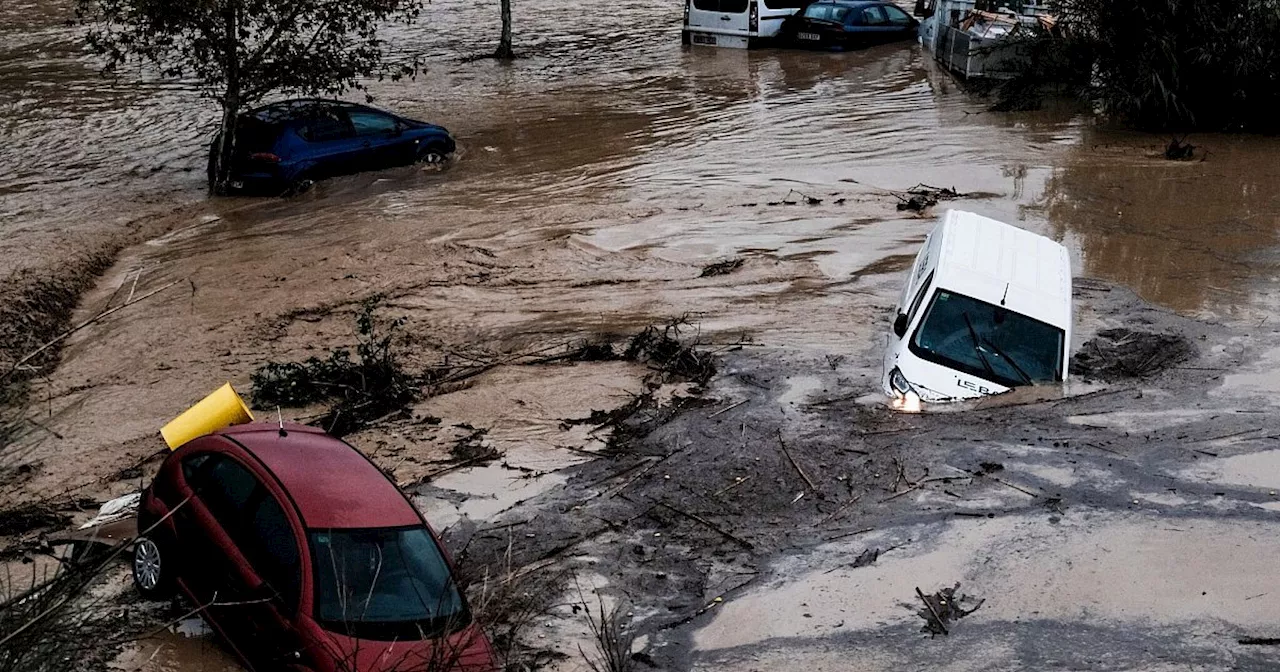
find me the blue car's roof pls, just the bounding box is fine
[245,98,396,124]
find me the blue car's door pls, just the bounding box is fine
[881,4,920,40]
[852,5,912,44]
[348,108,417,169]
[295,107,361,180]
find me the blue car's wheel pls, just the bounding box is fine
[417,143,450,167]
[283,176,315,197]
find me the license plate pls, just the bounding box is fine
[798,32,821,41]
[692,33,717,45]
[230,181,244,189]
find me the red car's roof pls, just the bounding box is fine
[215,423,422,529]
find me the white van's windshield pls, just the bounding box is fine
[909,289,1064,387]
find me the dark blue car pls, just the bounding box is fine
[211,99,456,195]
[780,0,920,50]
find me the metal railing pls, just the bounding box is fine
[934,25,1029,79]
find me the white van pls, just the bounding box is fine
[682,0,808,49]
[882,210,1072,409]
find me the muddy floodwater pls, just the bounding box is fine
[5,0,1280,670]
[7,0,1280,316]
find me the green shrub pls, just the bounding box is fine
[1038,0,1280,131]
[252,299,417,436]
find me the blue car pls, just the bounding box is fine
[780,0,920,50]
[210,99,457,195]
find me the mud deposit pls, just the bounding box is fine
[443,283,1280,670]
[5,0,1280,669]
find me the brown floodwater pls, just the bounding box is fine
[6,1,1280,669]
[6,0,1280,317]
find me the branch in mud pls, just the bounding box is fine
[1,273,184,463]
[655,502,753,551]
[0,497,191,672]
[0,279,185,387]
[0,248,119,391]
[622,316,717,387]
[459,532,569,670]
[1071,328,1195,381]
[574,578,636,672]
[766,189,824,206]
[914,583,984,637]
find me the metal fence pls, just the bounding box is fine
[933,25,1029,80]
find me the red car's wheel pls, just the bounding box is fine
[132,536,175,598]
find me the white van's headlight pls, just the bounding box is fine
[889,367,915,396]
[889,367,922,413]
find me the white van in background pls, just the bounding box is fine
[682,0,809,48]
[882,210,1072,410]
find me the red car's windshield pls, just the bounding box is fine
[310,526,467,640]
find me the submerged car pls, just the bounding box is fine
[882,210,1072,409]
[682,0,808,49]
[211,99,456,195]
[132,423,495,672]
[779,0,920,50]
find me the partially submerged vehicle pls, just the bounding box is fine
[682,0,808,48]
[133,420,496,671]
[211,99,456,195]
[779,1,920,50]
[882,210,1072,408]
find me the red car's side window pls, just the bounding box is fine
[245,491,302,610]
[181,452,303,612]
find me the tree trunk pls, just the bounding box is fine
[495,0,515,59]
[210,101,238,195]
[210,0,241,195]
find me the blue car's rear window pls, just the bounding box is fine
[235,119,282,153]
[803,4,850,21]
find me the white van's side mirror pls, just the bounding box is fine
[893,313,909,338]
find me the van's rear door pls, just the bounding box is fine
[686,0,752,47]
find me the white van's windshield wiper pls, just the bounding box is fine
[961,312,998,380]
[979,334,1033,385]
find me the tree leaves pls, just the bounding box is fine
[74,0,425,110]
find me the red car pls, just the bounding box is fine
[132,423,496,672]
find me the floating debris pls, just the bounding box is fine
[1165,137,1196,161]
[896,184,964,212]
[700,258,745,278]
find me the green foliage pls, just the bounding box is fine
[1007,0,1280,131]
[252,299,417,436]
[74,0,423,106]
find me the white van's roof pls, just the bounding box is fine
[932,210,1071,329]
